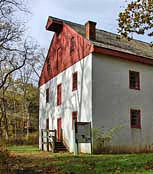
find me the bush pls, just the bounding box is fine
[0,144,9,167]
[93,126,123,154]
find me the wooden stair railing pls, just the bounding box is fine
[41,128,67,152]
[41,129,56,152]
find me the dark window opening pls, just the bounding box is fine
[46,118,49,129]
[57,84,62,105]
[72,72,78,91]
[46,88,49,103]
[129,71,140,90]
[130,109,141,128]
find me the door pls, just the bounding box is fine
[57,118,62,141]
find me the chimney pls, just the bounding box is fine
[85,21,97,40]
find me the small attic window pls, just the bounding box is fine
[47,58,50,75]
[47,63,51,74]
[57,47,62,71]
[70,37,75,56]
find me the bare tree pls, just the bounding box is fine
[0,0,30,89]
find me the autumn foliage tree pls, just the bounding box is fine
[118,0,153,41]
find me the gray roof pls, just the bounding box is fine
[49,16,153,60]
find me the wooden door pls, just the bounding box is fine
[57,118,62,141]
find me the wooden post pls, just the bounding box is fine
[73,122,78,156]
[41,129,44,151]
[90,123,93,154]
[47,130,49,152]
[54,129,56,143]
[52,130,56,153]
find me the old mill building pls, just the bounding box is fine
[39,16,153,153]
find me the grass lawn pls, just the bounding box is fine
[3,145,153,173]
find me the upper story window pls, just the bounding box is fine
[72,111,77,129]
[57,84,62,105]
[46,118,49,129]
[130,109,141,129]
[129,71,140,90]
[72,72,78,91]
[46,88,49,103]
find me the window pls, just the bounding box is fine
[70,37,75,56]
[46,118,49,129]
[47,58,51,75]
[130,109,141,128]
[72,72,78,91]
[72,111,77,129]
[46,88,49,103]
[47,63,51,75]
[57,84,62,105]
[57,47,62,71]
[129,71,140,90]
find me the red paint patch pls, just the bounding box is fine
[39,24,93,87]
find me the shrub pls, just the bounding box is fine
[0,144,9,168]
[93,126,123,154]
[93,126,153,154]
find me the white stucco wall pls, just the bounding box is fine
[92,53,153,148]
[39,54,92,153]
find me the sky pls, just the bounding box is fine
[26,0,151,50]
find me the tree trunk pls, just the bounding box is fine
[0,116,3,141]
[0,97,9,141]
[26,111,30,139]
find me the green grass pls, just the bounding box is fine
[4,145,153,173]
[7,145,39,153]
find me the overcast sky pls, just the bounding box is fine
[27,0,151,50]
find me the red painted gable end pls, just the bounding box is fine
[39,23,93,87]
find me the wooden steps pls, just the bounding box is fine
[55,141,67,152]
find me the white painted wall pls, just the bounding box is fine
[92,53,153,148]
[39,54,92,153]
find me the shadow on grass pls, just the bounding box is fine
[4,146,153,174]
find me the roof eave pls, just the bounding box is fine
[93,45,153,66]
